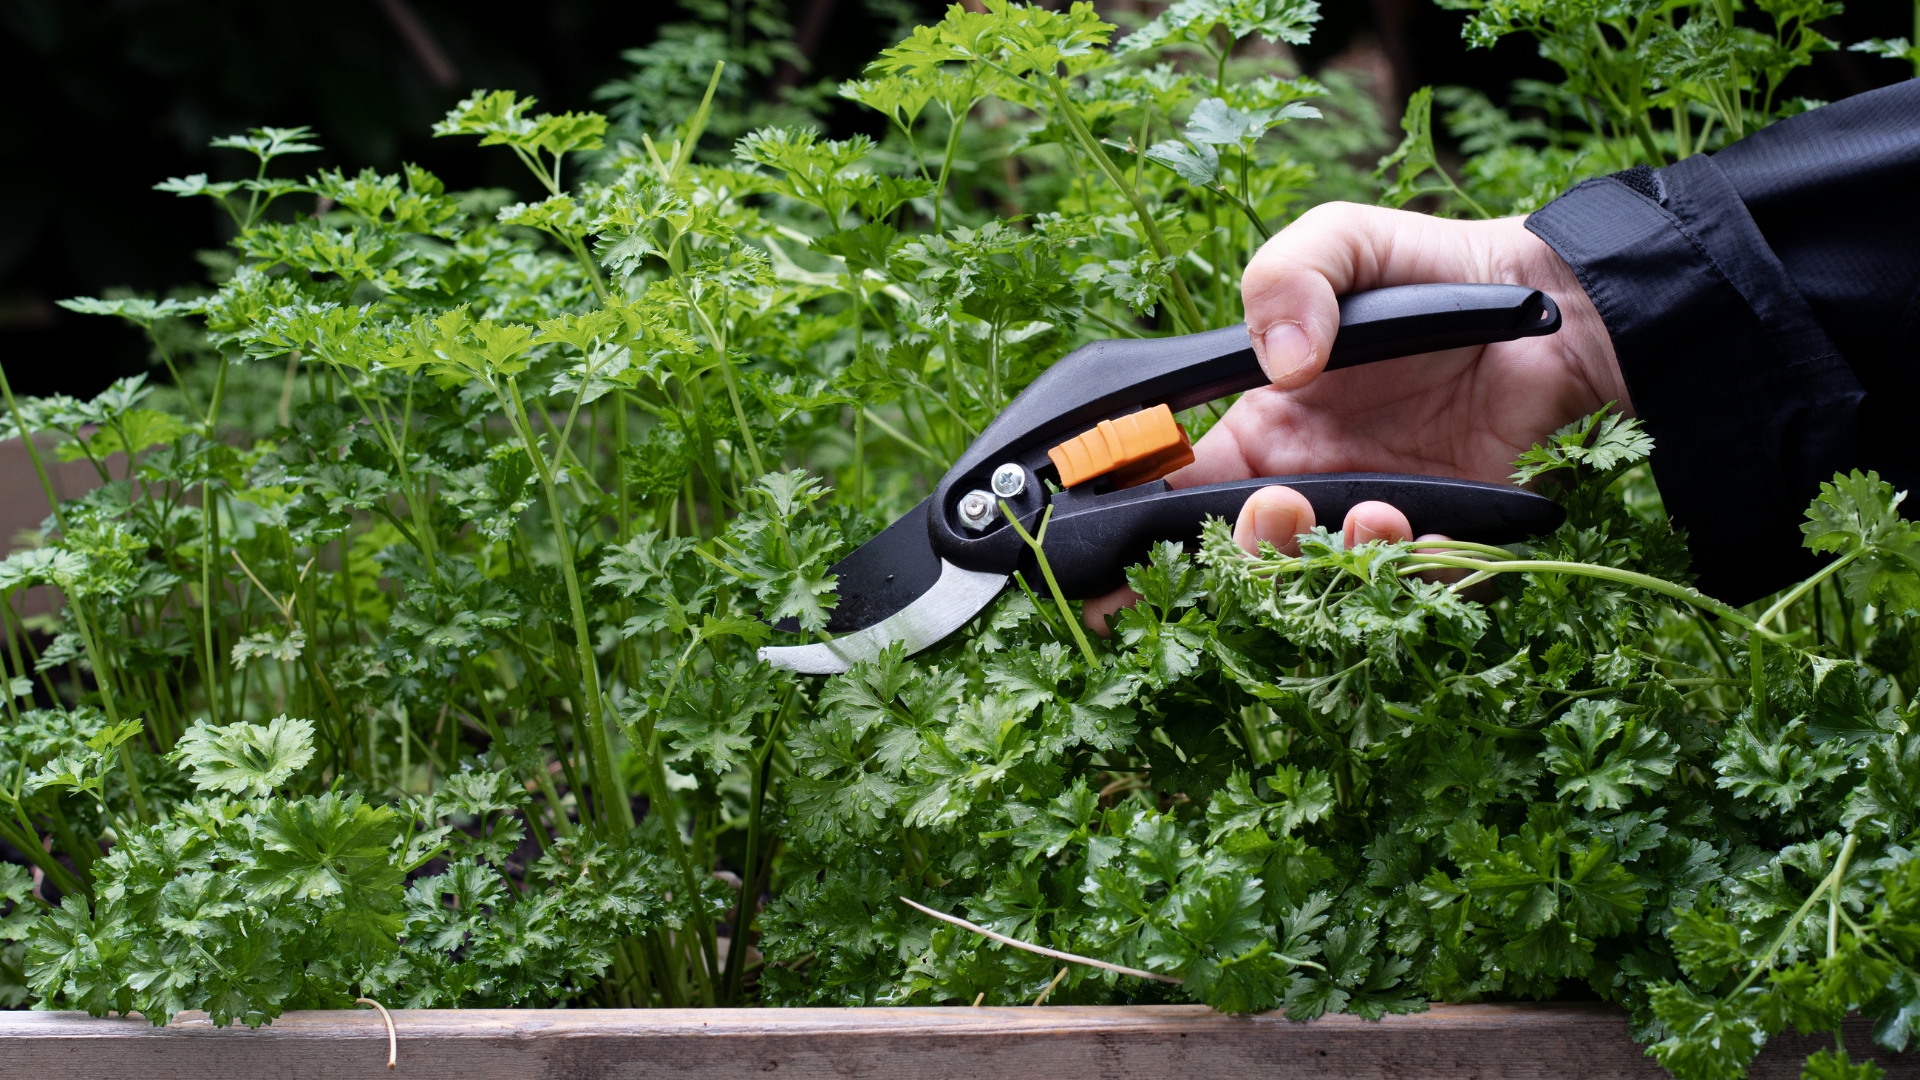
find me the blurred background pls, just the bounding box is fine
[0,0,1911,402]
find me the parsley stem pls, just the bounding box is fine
[688,300,763,478]
[1689,608,1741,680]
[670,62,726,183]
[1407,538,1522,559]
[1756,546,1865,628]
[0,798,86,898]
[198,356,230,725]
[502,376,630,832]
[0,361,68,537]
[66,598,149,825]
[1398,554,1785,641]
[1000,501,1101,668]
[1732,832,1856,995]
[861,407,938,466]
[929,74,983,234]
[1082,306,1148,339]
[1045,73,1207,333]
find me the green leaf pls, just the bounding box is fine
[1144,140,1220,185]
[434,91,605,158]
[660,661,776,774]
[1850,37,1920,65]
[170,715,316,798]
[1801,471,1920,614]
[243,792,405,964]
[1714,719,1849,814]
[1648,980,1768,1080]
[1117,0,1322,55]
[1009,776,1100,864]
[811,223,900,273]
[209,126,321,163]
[1543,700,1678,811]
[26,895,132,1017]
[1509,407,1654,485]
[1375,86,1443,210]
[1801,1049,1886,1080]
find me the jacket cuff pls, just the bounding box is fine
[1525,156,1863,605]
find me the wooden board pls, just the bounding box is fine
[0,1003,1905,1080]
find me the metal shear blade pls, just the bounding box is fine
[759,561,1008,674]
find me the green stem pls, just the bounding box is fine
[1439,171,1493,220]
[690,302,763,478]
[1083,306,1147,339]
[1381,701,1541,741]
[1045,74,1206,333]
[614,393,631,543]
[0,803,86,898]
[1395,554,1781,640]
[1412,538,1522,559]
[932,96,972,233]
[339,374,440,582]
[197,356,232,724]
[851,408,865,511]
[1214,184,1272,240]
[0,364,68,536]
[999,501,1100,667]
[1132,106,1152,189]
[861,407,938,466]
[1757,547,1864,628]
[502,377,630,832]
[671,62,727,182]
[0,602,23,728]
[42,798,96,883]
[680,368,730,534]
[723,689,788,1003]
[66,598,149,824]
[1732,833,1856,995]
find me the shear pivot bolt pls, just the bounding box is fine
[957,490,996,531]
[990,463,1026,498]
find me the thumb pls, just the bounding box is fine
[1243,274,1337,390]
[1240,203,1362,390]
[1241,202,1487,390]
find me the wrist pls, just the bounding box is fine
[1493,216,1632,416]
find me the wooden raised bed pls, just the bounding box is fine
[0,1003,1908,1080]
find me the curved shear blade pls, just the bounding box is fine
[760,559,1009,675]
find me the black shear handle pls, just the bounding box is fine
[1034,473,1567,598]
[928,283,1563,577]
[939,283,1560,487]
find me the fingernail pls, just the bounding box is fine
[1352,521,1390,544]
[1253,502,1300,547]
[1259,323,1312,382]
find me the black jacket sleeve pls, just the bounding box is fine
[1524,80,1920,606]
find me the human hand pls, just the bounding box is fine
[1083,202,1628,635]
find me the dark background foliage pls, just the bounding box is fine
[0,0,1908,400]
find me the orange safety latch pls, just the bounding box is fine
[1046,403,1195,490]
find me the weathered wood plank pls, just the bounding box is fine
[0,1003,1905,1080]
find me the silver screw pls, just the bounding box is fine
[957,489,996,531]
[990,462,1026,499]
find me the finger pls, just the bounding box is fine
[1087,486,1315,636]
[1081,586,1139,639]
[1343,500,1412,547]
[1241,203,1490,390]
[1412,532,1469,585]
[1232,485,1316,556]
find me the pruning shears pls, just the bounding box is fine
[761,283,1568,675]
